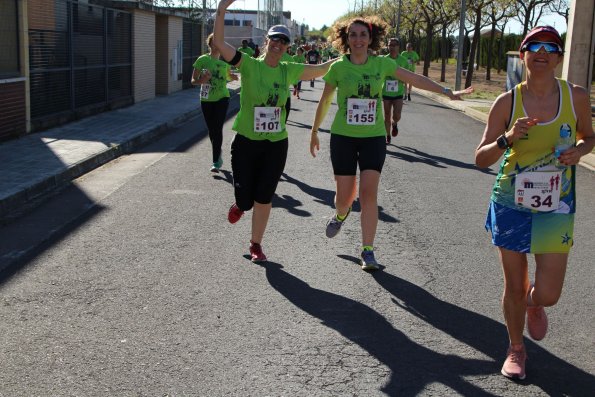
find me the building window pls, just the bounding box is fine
[0,0,20,77]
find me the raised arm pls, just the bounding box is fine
[299,58,337,82]
[310,82,337,157]
[214,0,241,66]
[394,67,473,100]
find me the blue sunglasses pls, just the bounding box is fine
[522,41,563,54]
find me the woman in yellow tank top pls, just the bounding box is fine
[475,26,595,380]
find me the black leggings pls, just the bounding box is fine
[230,134,288,210]
[201,97,230,163]
[285,96,291,123]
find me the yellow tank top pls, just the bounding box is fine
[491,79,576,212]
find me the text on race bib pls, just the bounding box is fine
[385,80,399,92]
[514,171,562,212]
[347,98,377,125]
[200,84,211,99]
[254,107,282,133]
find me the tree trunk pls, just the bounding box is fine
[465,8,482,88]
[486,21,496,80]
[423,24,434,77]
[496,21,506,74]
[440,24,447,82]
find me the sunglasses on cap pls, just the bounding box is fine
[522,41,563,54]
[269,35,290,45]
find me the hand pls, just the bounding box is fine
[449,86,474,100]
[506,117,538,143]
[557,145,582,166]
[310,132,319,157]
[200,69,212,83]
[218,0,235,11]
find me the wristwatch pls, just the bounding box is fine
[496,134,511,149]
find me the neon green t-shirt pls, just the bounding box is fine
[238,46,255,57]
[382,54,408,97]
[233,53,304,141]
[292,54,306,64]
[323,55,396,138]
[192,54,231,102]
[401,50,419,71]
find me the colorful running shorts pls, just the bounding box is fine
[485,201,574,254]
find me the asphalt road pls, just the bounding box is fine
[1,82,593,396]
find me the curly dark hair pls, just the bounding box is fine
[329,16,389,54]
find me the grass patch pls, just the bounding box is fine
[469,106,490,114]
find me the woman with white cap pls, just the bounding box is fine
[475,26,594,380]
[213,0,336,263]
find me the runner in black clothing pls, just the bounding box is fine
[307,44,321,87]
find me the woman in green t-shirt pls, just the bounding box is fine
[292,47,307,99]
[310,16,471,271]
[191,33,237,172]
[213,0,337,263]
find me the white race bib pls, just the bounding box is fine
[385,80,399,92]
[514,171,562,212]
[347,98,377,125]
[254,107,282,133]
[200,84,211,100]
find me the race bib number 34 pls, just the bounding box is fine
[347,98,377,125]
[254,106,282,133]
[514,171,562,212]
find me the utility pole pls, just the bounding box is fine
[455,0,466,90]
[201,0,207,54]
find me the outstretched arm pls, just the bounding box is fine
[299,58,338,82]
[214,0,241,66]
[394,67,473,100]
[310,82,336,157]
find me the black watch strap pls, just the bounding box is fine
[496,134,511,149]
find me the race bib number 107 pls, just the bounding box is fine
[254,107,282,133]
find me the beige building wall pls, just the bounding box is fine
[155,15,183,95]
[562,0,595,88]
[133,9,156,102]
[168,16,183,93]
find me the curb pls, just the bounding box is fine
[417,90,595,172]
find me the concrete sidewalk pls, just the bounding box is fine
[0,81,240,222]
[1,79,593,222]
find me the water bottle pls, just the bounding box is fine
[554,123,573,167]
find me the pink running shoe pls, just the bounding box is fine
[249,241,267,263]
[501,344,527,380]
[228,203,244,224]
[526,305,548,341]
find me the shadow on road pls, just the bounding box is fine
[387,146,496,175]
[260,258,595,395]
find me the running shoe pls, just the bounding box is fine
[249,241,267,263]
[325,207,351,238]
[227,203,244,224]
[391,124,399,137]
[526,305,548,341]
[210,157,223,172]
[386,135,391,145]
[360,249,379,271]
[501,344,526,380]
